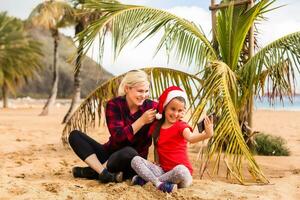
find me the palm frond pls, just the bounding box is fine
[240,31,300,104]
[216,0,271,70]
[62,67,202,143]
[76,0,216,70]
[0,12,43,89]
[193,61,268,184]
[28,0,75,30]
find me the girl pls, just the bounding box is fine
[68,70,157,183]
[131,86,214,192]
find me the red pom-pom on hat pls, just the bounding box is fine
[155,86,187,119]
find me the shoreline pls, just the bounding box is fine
[1,97,300,111]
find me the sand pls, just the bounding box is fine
[0,100,299,200]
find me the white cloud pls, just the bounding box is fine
[258,0,300,46]
[167,6,211,37]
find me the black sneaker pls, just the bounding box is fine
[98,169,123,183]
[72,166,98,179]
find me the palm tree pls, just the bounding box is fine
[62,0,300,184]
[0,12,42,108]
[28,0,74,115]
[62,0,109,123]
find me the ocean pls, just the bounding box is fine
[254,95,300,111]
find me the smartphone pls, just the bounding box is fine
[197,113,218,133]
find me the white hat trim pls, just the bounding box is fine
[163,90,187,108]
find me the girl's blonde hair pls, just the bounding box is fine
[118,70,150,96]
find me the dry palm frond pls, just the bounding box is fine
[28,0,75,30]
[240,31,300,102]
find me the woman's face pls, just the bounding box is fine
[164,98,185,124]
[125,82,149,107]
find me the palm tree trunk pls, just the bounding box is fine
[2,82,9,108]
[40,30,59,116]
[62,23,84,123]
[247,0,255,127]
[210,0,218,50]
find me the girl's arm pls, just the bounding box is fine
[182,116,214,143]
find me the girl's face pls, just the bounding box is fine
[125,82,149,107]
[164,98,185,124]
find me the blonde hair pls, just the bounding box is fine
[118,70,150,96]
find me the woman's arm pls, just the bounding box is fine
[106,100,157,143]
[182,116,214,143]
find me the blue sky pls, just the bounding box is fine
[1,0,300,92]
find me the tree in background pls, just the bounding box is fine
[28,0,74,115]
[63,0,300,184]
[0,12,42,108]
[62,0,109,123]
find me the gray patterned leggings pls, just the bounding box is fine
[131,156,192,188]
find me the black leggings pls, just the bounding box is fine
[68,130,138,179]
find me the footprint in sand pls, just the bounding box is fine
[42,182,61,193]
[14,160,23,166]
[15,173,26,179]
[59,159,69,167]
[291,168,300,174]
[8,186,27,195]
[52,167,68,177]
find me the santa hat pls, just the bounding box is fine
[155,86,187,120]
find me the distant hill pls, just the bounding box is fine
[18,27,113,98]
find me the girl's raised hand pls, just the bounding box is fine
[204,116,214,139]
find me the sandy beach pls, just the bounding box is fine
[0,100,299,200]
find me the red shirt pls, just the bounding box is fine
[156,121,193,175]
[104,96,157,158]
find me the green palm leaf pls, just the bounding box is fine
[0,12,42,90]
[62,67,202,143]
[216,0,272,70]
[76,0,216,69]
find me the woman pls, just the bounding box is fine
[69,70,157,183]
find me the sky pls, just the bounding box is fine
[1,0,300,92]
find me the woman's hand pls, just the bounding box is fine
[132,108,156,135]
[140,108,156,125]
[203,115,214,139]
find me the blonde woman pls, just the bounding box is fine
[69,70,158,183]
